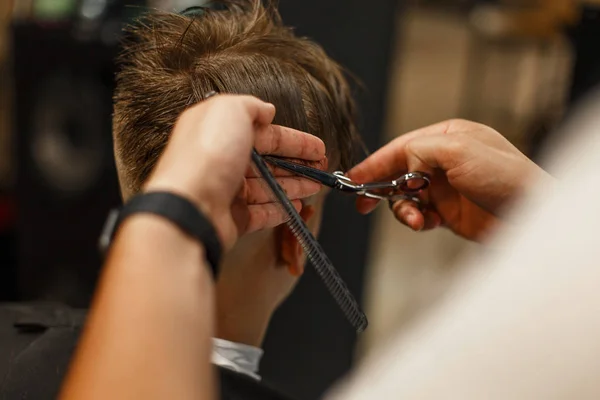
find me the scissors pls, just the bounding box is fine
[263,156,430,203]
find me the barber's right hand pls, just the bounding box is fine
[348,119,552,241]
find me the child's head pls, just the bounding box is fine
[112,0,363,341]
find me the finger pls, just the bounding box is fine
[355,172,405,214]
[245,157,328,178]
[255,125,326,161]
[245,200,303,233]
[422,209,443,231]
[389,199,425,231]
[244,177,321,204]
[403,134,469,176]
[348,119,501,183]
[356,197,381,215]
[354,133,471,191]
[242,96,277,126]
[348,120,455,183]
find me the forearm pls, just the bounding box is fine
[61,215,216,400]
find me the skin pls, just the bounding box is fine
[349,119,554,241]
[116,98,329,347]
[62,95,282,400]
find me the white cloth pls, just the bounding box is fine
[212,338,263,380]
[327,92,600,399]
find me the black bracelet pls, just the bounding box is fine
[99,192,222,276]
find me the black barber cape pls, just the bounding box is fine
[0,303,294,400]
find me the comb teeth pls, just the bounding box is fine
[287,217,368,332]
[250,150,368,333]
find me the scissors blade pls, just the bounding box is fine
[263,156,340,189]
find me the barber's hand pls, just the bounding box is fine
[349,119,552,241]
[240,127,325,234]
[145,94,325,249]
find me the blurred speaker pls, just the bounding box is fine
[12,23,121,306]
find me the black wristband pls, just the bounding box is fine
[99,192,222,276]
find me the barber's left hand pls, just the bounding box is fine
[145,94,325,249]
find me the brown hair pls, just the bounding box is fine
[113,0,362,197]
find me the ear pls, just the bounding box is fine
[280,205,315,277]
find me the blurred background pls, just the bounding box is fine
[0,0,599,399]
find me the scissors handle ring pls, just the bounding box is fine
[396,171,430,193]
[332,170,430,201]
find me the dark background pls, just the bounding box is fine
[2,1,600,399]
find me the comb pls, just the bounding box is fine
[251,149,368,333]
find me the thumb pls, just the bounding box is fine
[403,133,470,175]
[243,96,276,127]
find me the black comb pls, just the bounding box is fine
[251,150,368,333]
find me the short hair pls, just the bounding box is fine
[113,0,362,197]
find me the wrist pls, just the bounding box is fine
[106,190,224,274]
[517,161,555,199]
[113,214,212,280]
[143,177,229,244]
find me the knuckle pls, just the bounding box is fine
[445,134,466,157]
[404,138,420,157]
[445,118,491,134]
[442,119,487,139]
[404,138,416,152]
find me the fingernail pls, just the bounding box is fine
[406,212,423,231]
